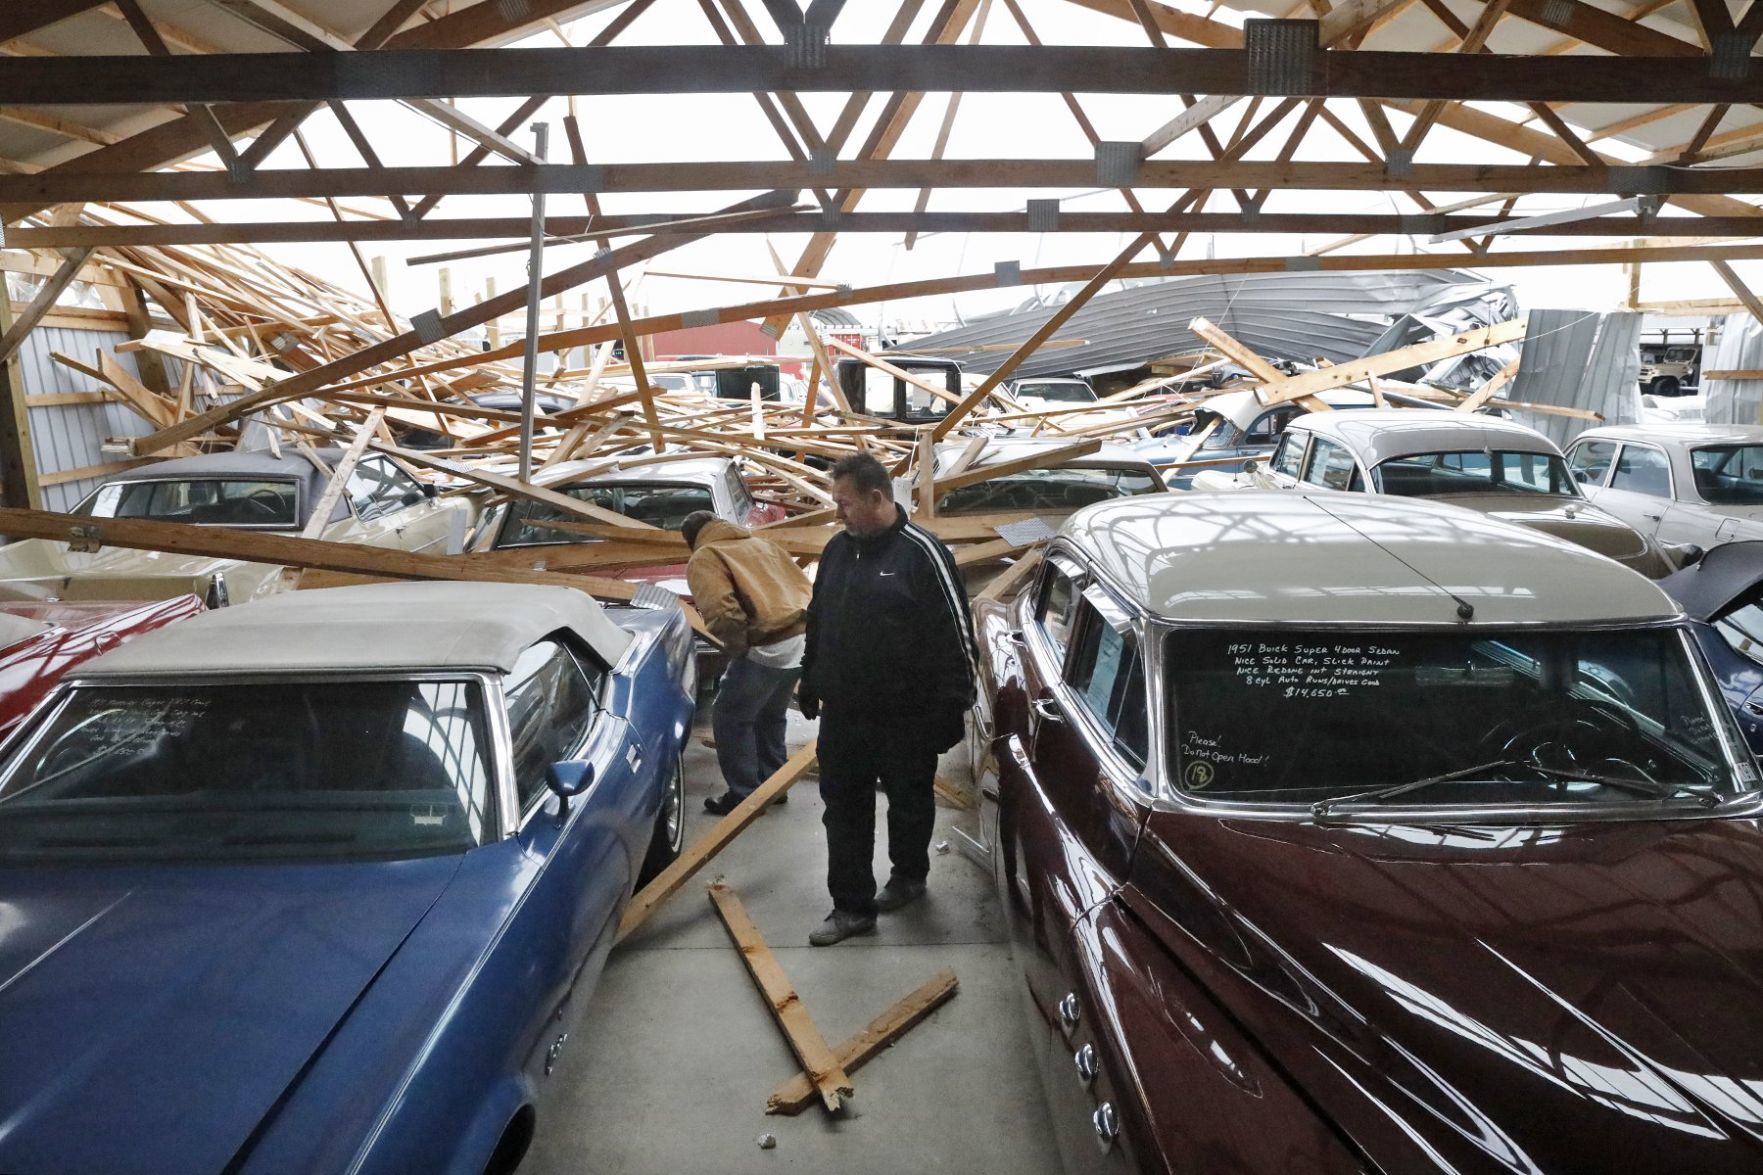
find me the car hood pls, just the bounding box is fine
[0,539,280,602]
[1130,814,1763,1173]
[0,856,462,1174]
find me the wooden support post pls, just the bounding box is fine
[0,293,41,509]
[766,969,960,1115]
[618,741,818,942]
[118,279,172,396]
[709,882,855,1114]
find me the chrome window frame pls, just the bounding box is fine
[1268,429,1309,482]
[0,669,515,846]
[1146,616,1763,824]
[1565,438,1620,489]
[1018,542,1161,807]
[74,475,307,531]
[503,638,615,829]
[1608,441,1676,501]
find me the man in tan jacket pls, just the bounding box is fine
[682,511,813,814]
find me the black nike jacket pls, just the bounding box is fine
[800,505,977,738]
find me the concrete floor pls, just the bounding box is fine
[523,709,1063,1175]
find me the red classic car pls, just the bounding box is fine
[0,595,205,738]
[973,490,1763,1173]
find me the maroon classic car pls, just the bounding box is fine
[972,490,1763,1173]
[0,595,204,738]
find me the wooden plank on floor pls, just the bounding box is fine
[709,881,855,1114]
[616,739,818,942]
[766,968,960,1116]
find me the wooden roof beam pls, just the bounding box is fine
[21,207,1763,248]
[7,43,1760,106]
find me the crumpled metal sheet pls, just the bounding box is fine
[1502,309,1643,447]
[893,268,1515,380]
[1703,314,1763,425]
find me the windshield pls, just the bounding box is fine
[1691,446,1763,504]
[1016,381,1096,404]
[938,465,1162,514]
[0,679,495,862]
[1373,450,1578,498]
[1165,627,1753,810]
[498,481,714,546]
[79,478,302,527]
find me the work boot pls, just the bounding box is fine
[704,791,747,816]
[808,908,876,946]
[874,877,927,913]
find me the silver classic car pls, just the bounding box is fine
[1566,423,1763,551]
[1222,410,1682,577]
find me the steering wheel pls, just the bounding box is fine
[1478,700,1642,780]
[241,488,286,519]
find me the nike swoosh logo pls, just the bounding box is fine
[879,571,896,577]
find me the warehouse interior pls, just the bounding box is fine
[5,1,1763,1173]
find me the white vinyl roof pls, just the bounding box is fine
[75,581,632,677]
[1575,423,1763,448]
[1291,409,1562,467]
[1063,491,1676,627]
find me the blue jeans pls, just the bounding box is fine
[713,656,801,797]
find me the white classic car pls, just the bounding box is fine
[1565,423,1763,551]
[0,449,475,606]
[1216,410,1681,578]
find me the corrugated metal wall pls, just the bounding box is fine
[1702,315,1761,425]
[11,324,162,512]
[1503,310,1642,448]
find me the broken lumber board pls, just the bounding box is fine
[1255,319,1530,409]
[368,441,657,530]
[766,969,960,1115]
[934,774,977,810]
[709,882,855,1114]
[976,548,1043,603]
[617,740,818,943]
[0,509,723,643]
[953,536,1035,569]
[932,438,1101,496]
[1188,317,1332,414]
[1455,355,1522,413]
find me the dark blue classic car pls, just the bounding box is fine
[1661,540,1763,754]
[0,581,695,1174]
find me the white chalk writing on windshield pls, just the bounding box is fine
[1224,641,1398,699]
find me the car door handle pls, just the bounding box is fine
[1031,697,1064,724]
[1644,512,1663,521]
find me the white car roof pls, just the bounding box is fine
[1575,422,1763,447]
[1062,491,1675,626]
[1200,388,1378,429]
[74,582,633,677]
[1291,409,1561,466]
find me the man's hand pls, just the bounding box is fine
[797,688,819,721]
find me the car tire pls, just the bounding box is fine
[1653,376,1681,397]
[637,755,685,886]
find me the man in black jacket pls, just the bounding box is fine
[799,452,976,946]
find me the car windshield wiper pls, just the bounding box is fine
[1312,759,1720,820]
[1312,759,1515,818]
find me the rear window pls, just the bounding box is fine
[499,481,715,545]
[938,465,1161,514]
[0,679,495,862]
[81,478,301,528]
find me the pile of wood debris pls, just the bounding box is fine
[0,232,1594,607]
